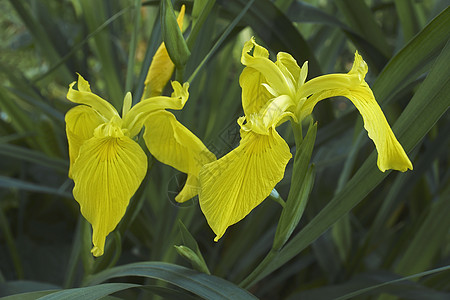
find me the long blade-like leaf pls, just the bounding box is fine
[86,262,257,300]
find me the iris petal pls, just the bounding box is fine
[175,174,201,203]
[240,67,274,116]
[71,136,147,256]
[124,82,189,137]
[143,110,216,201]
[298,52,412,172]
[65,105,104,178]
[275,52,300,87]
[199,128,291,241]
[67,74,118,120]
[241,37,293,97]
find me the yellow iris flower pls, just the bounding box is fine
[66,74,214,256]
[199,37,413,241]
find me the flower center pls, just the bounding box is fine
[94,115,127,138]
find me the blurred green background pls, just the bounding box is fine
[0,0,449,299]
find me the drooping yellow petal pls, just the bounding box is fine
[71,136,147,256]
[143,110,216,202]
[199,128,292,241]
[297,51,367,101]
[67,74,118,120]
[65,105,104,178]
[241,37,294,97]
[124,81,189,137]
[298,52,412,172]
[175,174,201,203]
[142,5,186,99]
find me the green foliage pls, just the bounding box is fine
[0,0,449,299]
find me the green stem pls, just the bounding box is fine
[268,189,286,208]
[186,0,216,50]
[175,65,185,83]
[292,121,303,147]
[239,249,277,289]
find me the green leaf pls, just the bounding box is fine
[241,20,450,288]
[273,122,317,250]
[178,220,210,274]
[287,269,450,300]
[367,121,449,244]
[37,283,140,300]
[394,0,421,43]
[374,7,450,104]
[125,0,142,92]
[335,266,450,300]
[285,1,387,72]
[335,0,391,58]
[187,0,255,83]
[0,176,71,198]
[394,193,450,276]
[0,291,57,300]
[187,0,216,49]
[220,0,322,77]
[141,285,199,300]
[0,210,24,280]
[0,86,34,138]
[161,0,191,68]
[7,0,72,83]
[331,215,352,263]
[86,262,257,299]
[0,144,68,174]
[78,0,125,108]
[0,63,64,122]
[331,130,367,263]
[0,281,59,298]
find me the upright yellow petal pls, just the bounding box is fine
[124,82,189,137]
[275,52,300,87]
[71,136,147,256]
[65,105,104,178]
[67,74,118,120]
[143,44,174,99]
[241,37,294,97]
[199,128,292,241]
[142,5,186,99]
[143,110,216,202]
[240,67,273,116]
[297,52,412,172]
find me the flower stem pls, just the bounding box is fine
[239,249,277,289]
[175,65,185,83]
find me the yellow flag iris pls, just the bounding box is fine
[199,37,412,241]
[66,74,214,256]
